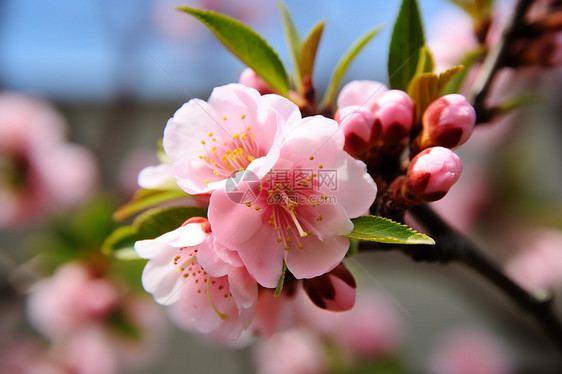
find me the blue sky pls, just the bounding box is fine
[0,0,462,103]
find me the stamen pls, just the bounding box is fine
[206,279,227,320]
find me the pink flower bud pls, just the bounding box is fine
[372,90,414,144]
[303,263,356,312]
[421,94,476,149]
[406,147,462,202]
[334,105,380,156]
[239,68,274,95]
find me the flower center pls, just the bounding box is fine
[171,247,231,320]
[198,119,261,187]
[255,159,329,251]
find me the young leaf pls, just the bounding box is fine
[388,0,425,90]
[177,6,289,95]
[278,2,302,91]
[321,24,384,108]
[497,94,546,114]
[407,66,464,123]
[346,216,435,245]
[441,47,486,95]
[438,65,465,92]
[102,206,208,258]
[113,187,191,221]
[299,21,326,80]
[414,46,435,76]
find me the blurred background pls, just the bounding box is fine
[1,0,561,373]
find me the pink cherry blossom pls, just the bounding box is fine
[428,328,512,374]
[0,92,98,227]
[301,291,403,359]
[505,228,562,292]
[134,218,258,342]
[160,83,299,195]
[252,287,302,338]
[26,263,120,340]
[208,115,377,288]
[25,262,170,374]
[253,329,326,374]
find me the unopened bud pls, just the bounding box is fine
[303,263,356,312]
[406,147,462,202]
[420,94,476,149]
[334,105,380,156]
[337,80,388,109]
[239,68,274,95]
[372,90,414,144]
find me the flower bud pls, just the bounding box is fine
[420,94,476,149]
[334,105,380,156]
[406,147,462,202]
[303,263,356,312]
[372,90,414,144]
[238,68,274,95]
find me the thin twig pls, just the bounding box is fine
[470,0,535,123]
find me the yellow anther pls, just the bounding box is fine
[246,126,251,131]
[241,114,246,119]
[298,244,303,249]
[223,116,227,120]
[309,156,314,160]
[319,164,324,169]
[208,132,213,137]
[255,206,261,211]
[277,238,282,243]
[245,202,252,207]
[201,140,206,145]
[232,134,240,139]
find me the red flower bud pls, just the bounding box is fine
[239,68,274,95]
[420,94,476,149]
[372,90,414,144]
[334,105,380,156]
[303,263,356,312]
[406,147,462,202]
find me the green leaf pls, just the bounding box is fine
[346,216,435,245]
[274,261,287,297]
[441,47,486,95]
[278,2,302,91]
[177,6,289,95]
[388,0,425,90]
[113,187,190,221]
[102,206,208,258]
[497,94,546,114]
[438,65,465,91]
[299,21,326,80]
[321,24,384,108]
[414,46,434,76]
[407,66,464,123]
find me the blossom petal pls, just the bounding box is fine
[330,152,377,218]
[284,234,350,280]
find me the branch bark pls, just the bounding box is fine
[406,204,562,352]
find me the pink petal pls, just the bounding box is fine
[280,116,344,169]
[137,164,175,189]
[337,80,388,109]
[330,152,378,218]
[284,233,350,280]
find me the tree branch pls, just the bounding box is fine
[469,0,535,123]
[404,204,562,352]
